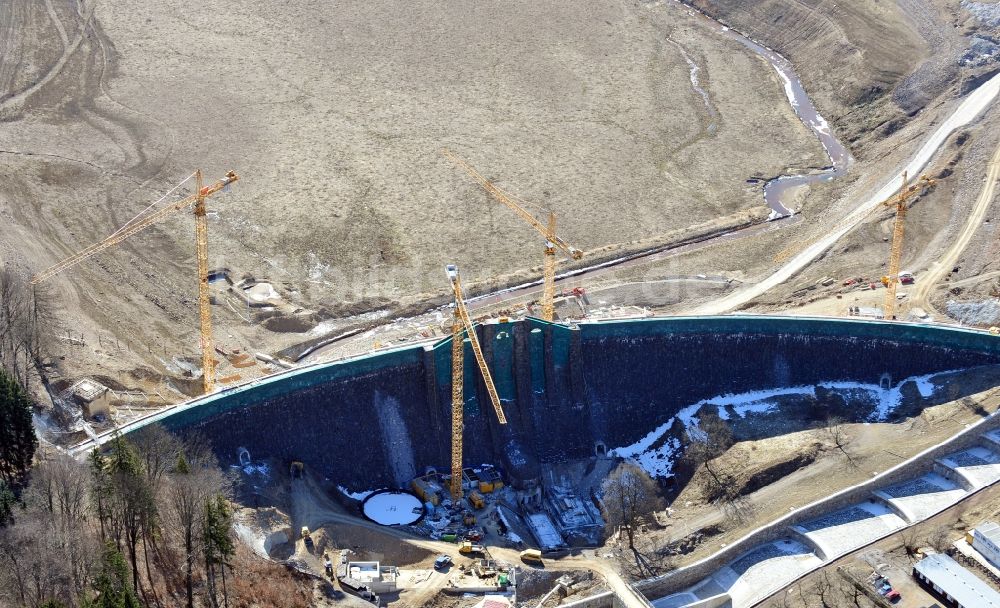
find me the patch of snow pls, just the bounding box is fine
[245,282,279,302]
[611,370,955,478]
[338,485,375,501]
[309,319,339,337]
[233,462,270,478]
[526,512,565,550]
[362,491,423,526]
[233,522,266,557]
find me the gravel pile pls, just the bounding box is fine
[945,299,1000,325]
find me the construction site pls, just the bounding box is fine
[4,0,1000,607]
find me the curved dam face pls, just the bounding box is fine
[146,317,1000,491]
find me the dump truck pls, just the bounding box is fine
[519,549,543,564]
[468,490,485,509]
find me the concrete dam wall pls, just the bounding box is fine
[145,316,1000,491]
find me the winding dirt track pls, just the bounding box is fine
[910,141,1000,316]
[697,71,1000,314]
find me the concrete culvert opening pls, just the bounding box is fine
[880,373,893,390]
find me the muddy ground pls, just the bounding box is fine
[0,0,833,386]
[6,0,994,392]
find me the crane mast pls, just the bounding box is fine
[883,173,935,320]
[442,148,582,322]
[193,171,217,393]
[450,310,465,500]
[31,170,239,394]
[446,264,507,500]
[542,212,557,321]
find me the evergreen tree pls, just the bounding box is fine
[0,368,37,487]
[0,479,15,527]
[203,495,234,608]
[81,543,140,608]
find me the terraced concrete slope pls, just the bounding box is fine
[653,431,1000,608]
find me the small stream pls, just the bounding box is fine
[671,1,854,217]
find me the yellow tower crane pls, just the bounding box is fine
[446,264,507,501]
[881,173,936,320]
[441,148,583,321]
[31,170,239,394]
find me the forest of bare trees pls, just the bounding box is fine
[0,269,53,392]
[0,427,234,608]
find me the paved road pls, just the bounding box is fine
[697,72,1000,315]
[910,139,1000,316]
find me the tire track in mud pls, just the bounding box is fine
[43,0,70,48]
[0,1,26,97]
[0,0,95,115]
[87,12,181,192]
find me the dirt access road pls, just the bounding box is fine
[697,71,1000,315]
[285,475,645,607]
[0,0,831,389]
[910,140,1000,317]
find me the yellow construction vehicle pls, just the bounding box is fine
[31,170,239,394]
[446,264,507,501]
[881,173,936,320]
[411,474,444,506]
[460,541,486,556]
[442,148,582,321]
[468,490,485,510]
[519,549,543,564]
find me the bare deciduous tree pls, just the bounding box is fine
[166,438,227,608]
[683,411,756,524]
[0,269,54,391]
[824,416,857,468]
[601,460,663,577]
[0,453,98,607]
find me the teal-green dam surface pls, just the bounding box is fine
[137,316,1000,490]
